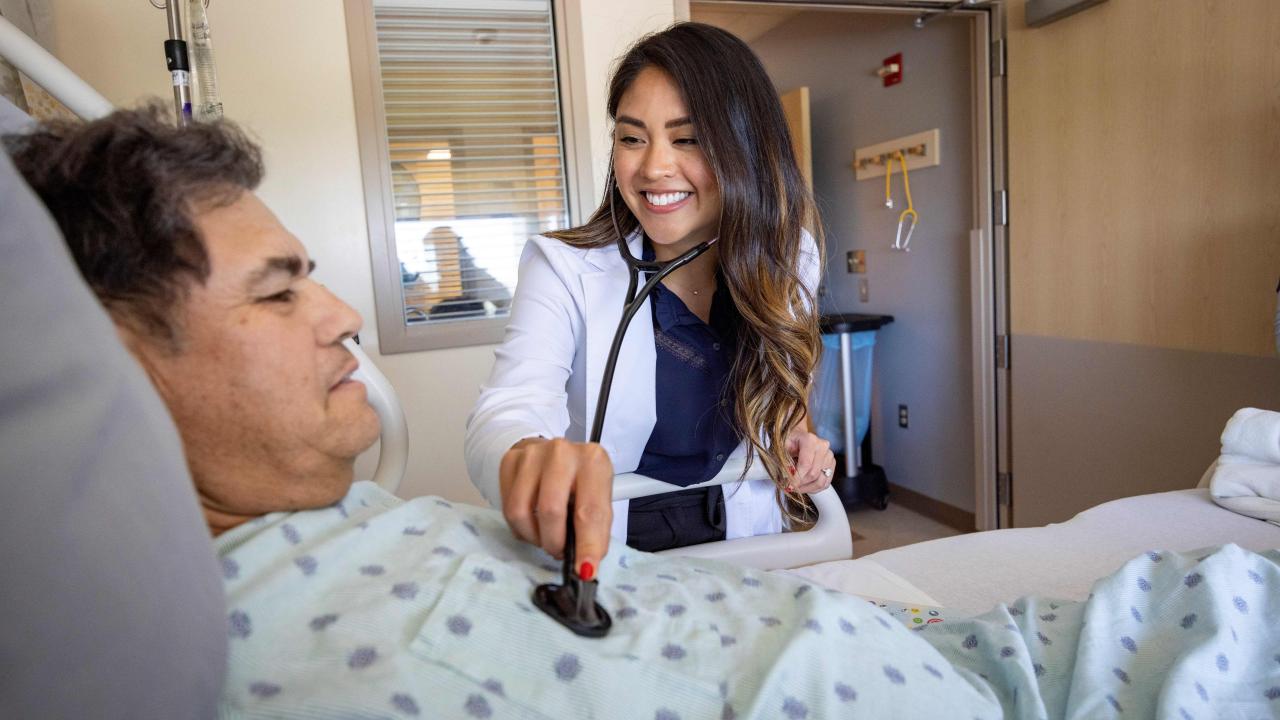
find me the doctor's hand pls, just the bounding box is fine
[785,427,836,494]
[499,437,614,578]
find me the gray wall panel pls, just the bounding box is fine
[1010,334,1280,527]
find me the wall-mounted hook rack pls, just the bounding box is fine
[853,129,941,181]
[857,143,926,171]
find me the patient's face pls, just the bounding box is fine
[135,192,381,532]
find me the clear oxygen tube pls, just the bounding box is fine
[187,0,222,121]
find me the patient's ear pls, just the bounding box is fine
[112,319,178,399]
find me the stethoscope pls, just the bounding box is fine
[533,178,718,638]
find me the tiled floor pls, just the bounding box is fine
[846,502,964,557]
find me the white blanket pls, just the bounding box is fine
[1209,407,1280,525]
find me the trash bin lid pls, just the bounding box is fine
[820,313,894,334]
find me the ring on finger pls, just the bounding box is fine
[820,466,834,478]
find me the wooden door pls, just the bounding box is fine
[780,86,812,192]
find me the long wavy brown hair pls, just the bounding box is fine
[546,22,823,515]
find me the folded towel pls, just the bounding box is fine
[1219,407,1280,464]
[1210,408,1280,525]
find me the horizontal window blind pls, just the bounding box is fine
[372,0,569,326]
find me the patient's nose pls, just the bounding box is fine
[313,283,363,344]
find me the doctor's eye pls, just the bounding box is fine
[674,137,699,146]
[617,135,643,146]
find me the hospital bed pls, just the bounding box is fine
[791,483,1280,615]
[9,17,1280,720]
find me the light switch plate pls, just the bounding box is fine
[859,278,869,303]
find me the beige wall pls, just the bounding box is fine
[1005,0,1280,526]
[44,0,674,504]
[564,0,675,203]
[1007,0,1280,358]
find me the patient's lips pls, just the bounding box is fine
[329,358,362,392]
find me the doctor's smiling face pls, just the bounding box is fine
[612,66,722,257]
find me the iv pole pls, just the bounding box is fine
[162,0,192,125]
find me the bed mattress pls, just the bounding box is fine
[789,489,1280,616]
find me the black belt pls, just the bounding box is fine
[626,485,726,551]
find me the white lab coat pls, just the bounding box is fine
[465,229,821,542]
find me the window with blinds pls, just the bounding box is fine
[354,0,571,351]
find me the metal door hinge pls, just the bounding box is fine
[995,333,1010,369]
[991,38,1006,77]
[995,189,1008,226]
[996,472,1012,507]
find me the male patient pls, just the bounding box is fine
[9,106,380,535]
[11,109,1276,720]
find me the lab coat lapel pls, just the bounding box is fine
[580,232,656,474]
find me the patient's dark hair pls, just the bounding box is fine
[6,103,264,347]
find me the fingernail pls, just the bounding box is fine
[578,561,595,581]
[786,485,794,493]
[789,467,795,475]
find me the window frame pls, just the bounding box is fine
[344,0,587,353]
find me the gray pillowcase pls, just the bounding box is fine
[0,148,226,718]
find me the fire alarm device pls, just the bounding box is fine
[879,53,903,87]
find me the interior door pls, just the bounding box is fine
[780,86,813,192]
[694,1,1006,531]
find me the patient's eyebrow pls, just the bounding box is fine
[245,256,315,291]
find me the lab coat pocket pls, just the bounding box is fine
[410,555,724,719]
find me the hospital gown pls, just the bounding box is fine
[216,482,1280,719]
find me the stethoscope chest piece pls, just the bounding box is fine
[533,517,612,638]
[533,578,612,638]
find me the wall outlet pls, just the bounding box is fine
[898,404,909,428]
[859,278,870,303]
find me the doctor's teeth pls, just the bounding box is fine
[646,191,689,206]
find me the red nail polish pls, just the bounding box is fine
[578,561,595,581]
[786,485,794,493]
[789,467,795,475]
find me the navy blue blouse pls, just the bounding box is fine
[627,243,741,550]
[633,282,740,485]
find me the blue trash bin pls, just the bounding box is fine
[810,330,876,454]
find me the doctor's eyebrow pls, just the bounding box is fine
[246,256,315,291]
[615,115,693,130]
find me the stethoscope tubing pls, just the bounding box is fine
[538,180,717,639]
[589,187,716,442]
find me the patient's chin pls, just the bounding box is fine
[336,398,381,454]
[354,405,381,453]
[298,463,359,511]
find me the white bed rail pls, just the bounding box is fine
[0,16,112,120]
[615,458,853,570]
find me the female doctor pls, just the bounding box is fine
[465,23,835,579]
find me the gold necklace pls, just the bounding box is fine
[665,279,715,296]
